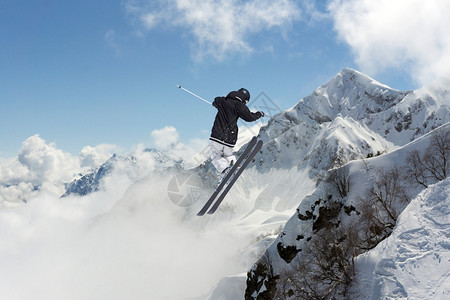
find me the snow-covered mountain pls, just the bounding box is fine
[62,154,121,197]
[235,68,449,299]
[244,70,448,199]
[245,123,449,299]
[269,68,447,145]
[62,148,183,197]
[256,68,447,170]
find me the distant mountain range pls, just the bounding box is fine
[63,149,183,197]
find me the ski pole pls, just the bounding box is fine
[177,85,212,105]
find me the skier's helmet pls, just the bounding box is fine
[239,88,250,104]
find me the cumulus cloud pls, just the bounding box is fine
[0,135,121,204]
[151,126,208,167]
[17,135,80,184]
[328,0,450,85]
[151,126,179,149]
[0,135,80,202]
[126,0,302,60]
[79,144,117,168]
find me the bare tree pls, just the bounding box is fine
[275,226,358,300]
[326,166,351,198]
[325,153,351,199]
[405,149,429,188]
[425,128,449,180]
[359,167,409,249]
[405,128,449,187]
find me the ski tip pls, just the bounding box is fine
[177,84,182,89]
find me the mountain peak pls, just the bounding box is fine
[337,67,372,80]
[278,69,411,129]
[335,68,392,90]
[322,68,401,101]
[258,68,448,170]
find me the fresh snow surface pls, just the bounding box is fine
[350,178,450,300]
[205,274,247,300]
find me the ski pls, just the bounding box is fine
[197,137,258,216]
[207,139,263,215]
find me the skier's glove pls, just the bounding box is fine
[259,111,265,117]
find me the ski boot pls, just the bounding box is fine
[217,161,234,186]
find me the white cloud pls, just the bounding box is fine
[151,126,179,149]
[328,0,450,85]
[150,126,209,167]
[126,0,302,60]
[0,131,253,299]
[79,144,117,168]
[0,135,83,202]
[0,173,249,299]
[0,136,121,204]
[17,135,80,184]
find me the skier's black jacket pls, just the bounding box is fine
[210,90,262,147]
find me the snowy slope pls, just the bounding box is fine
[245,123,449,299]
[366,77,450,145]
[349,178,449,299]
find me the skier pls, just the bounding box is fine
[209,88,264,183]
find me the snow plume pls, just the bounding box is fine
[125,0,302,60]
[0,169,249,300]
[329,0,450,85]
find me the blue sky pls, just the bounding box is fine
[1,0,449,158]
